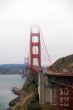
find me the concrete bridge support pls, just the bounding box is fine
[38,72,52,105]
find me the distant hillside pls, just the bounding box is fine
[0,64,24,75]
[52,54,73,73]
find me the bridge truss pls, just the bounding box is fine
[47,73,73,110]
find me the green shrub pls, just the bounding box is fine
[27,102,42,110]
[27,90,41,110]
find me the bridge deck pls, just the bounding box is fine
[46,72,73,87]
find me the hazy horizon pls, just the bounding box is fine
[0,0,73,65]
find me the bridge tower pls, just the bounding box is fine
[30,27,41,68]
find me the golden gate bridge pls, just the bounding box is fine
[24,26,73,110]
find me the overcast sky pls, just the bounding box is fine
[0,0,73,65]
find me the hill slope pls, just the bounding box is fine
[52,54,73,73]
[0,64,24,74]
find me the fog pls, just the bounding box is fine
[0,0,73,65]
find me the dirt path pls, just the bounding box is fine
[12,94,32,110]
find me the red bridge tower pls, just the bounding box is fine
[30,28,41,68]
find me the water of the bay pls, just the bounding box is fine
[0,75,26,110]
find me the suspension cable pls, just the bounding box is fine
[40,29,52,66]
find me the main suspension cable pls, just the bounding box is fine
[40,29,52,66]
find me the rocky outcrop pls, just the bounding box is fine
[8,72,41,110]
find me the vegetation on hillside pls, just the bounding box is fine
[0,64,24,74]
[22,72,38,92]
[52,54,73,73]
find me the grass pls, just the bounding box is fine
[42,104,56,110]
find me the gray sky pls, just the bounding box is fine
[0,0,73,65]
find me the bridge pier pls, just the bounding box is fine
[38,72,52,105]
